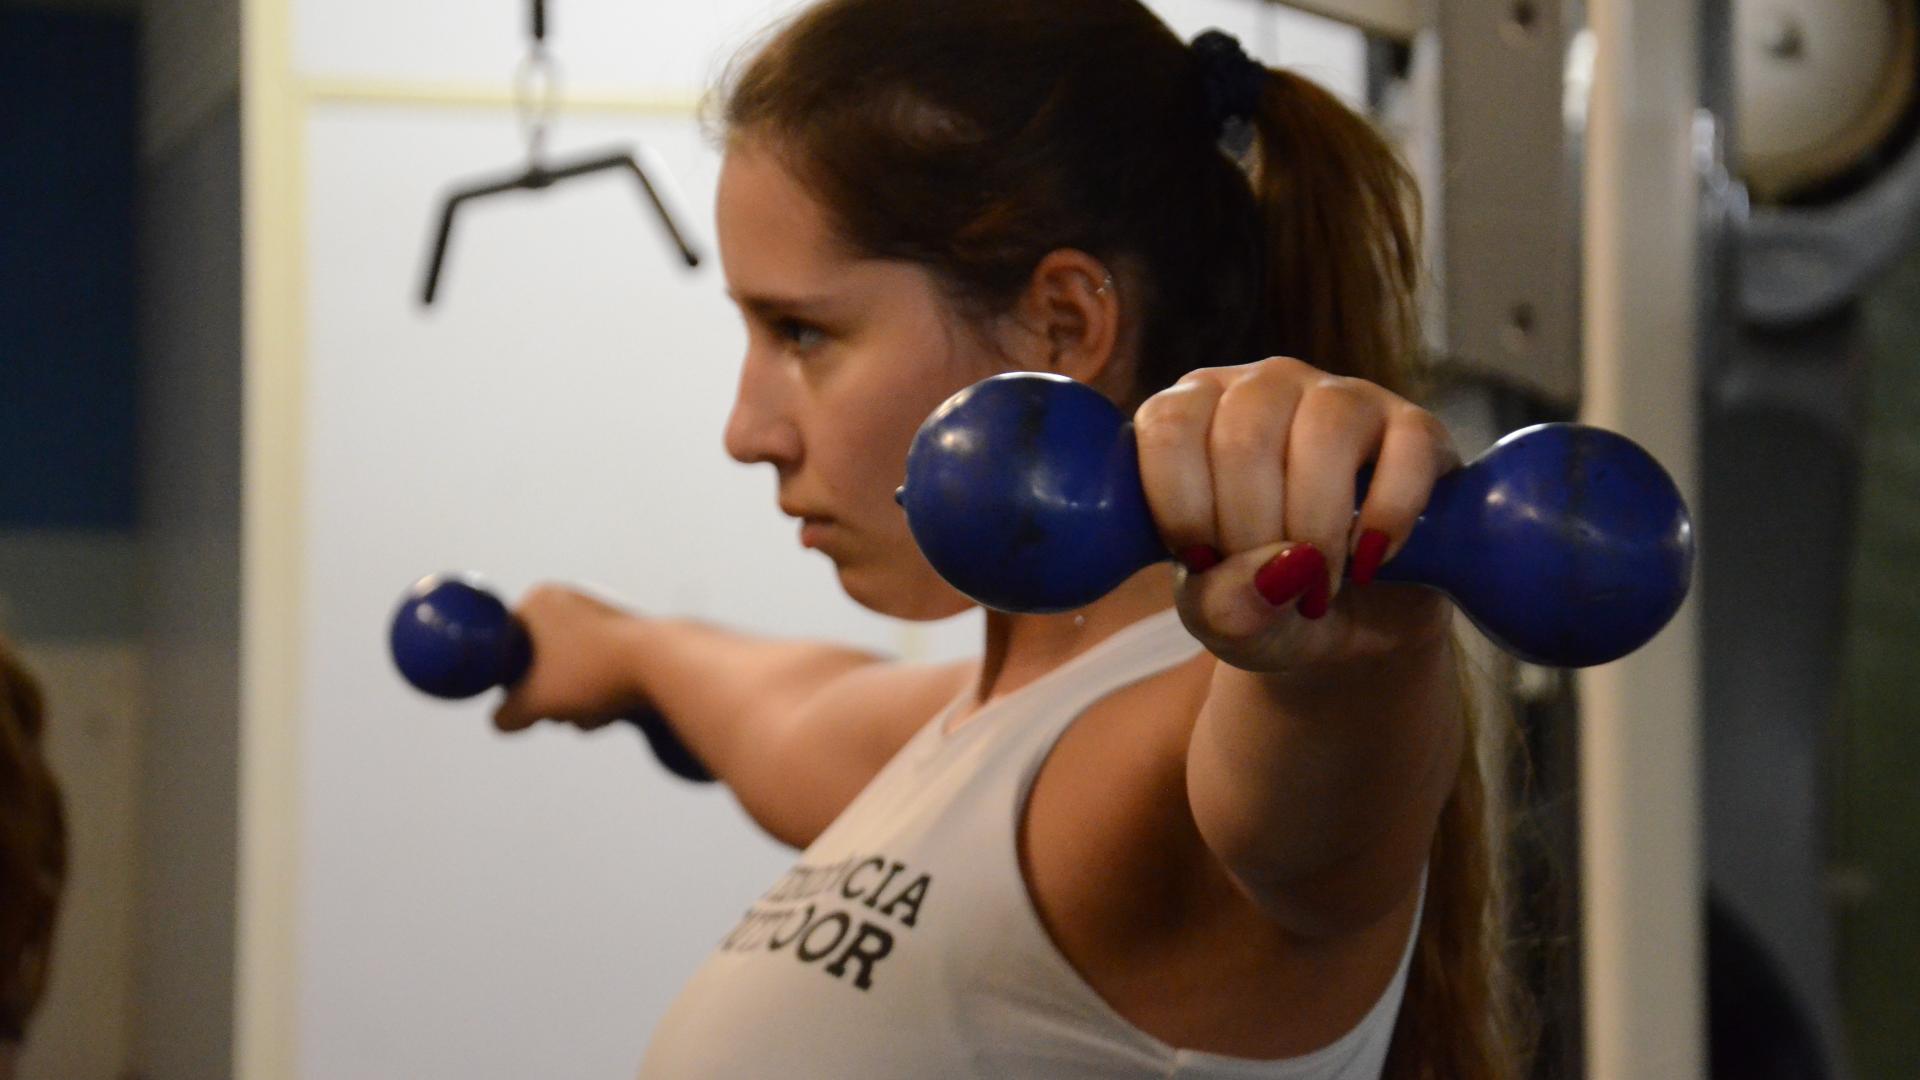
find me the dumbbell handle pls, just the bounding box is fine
[388,576,714,783]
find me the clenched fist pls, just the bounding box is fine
[492,584,652,733]
[1135,356,1460,674]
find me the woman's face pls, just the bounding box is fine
[714,140,1006,620]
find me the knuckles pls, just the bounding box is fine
[1294,378,1379,428]
[521,582,564,607]
[1139,359,1450,501]
[1133,384,1215,446]
[518,582,613,620]
[1205,399,1284,461]
[1402,406,1460,462]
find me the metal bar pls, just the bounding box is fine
[237,0,303,1071]
[1578,0,1708,1075]
[1433,0,1583,406]
[303,77,697,116]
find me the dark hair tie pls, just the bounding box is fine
[1190,29,1265,155]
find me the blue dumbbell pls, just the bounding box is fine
[389,575,714,783]
[897,372,1694,668]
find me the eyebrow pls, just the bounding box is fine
[727,290,843,319]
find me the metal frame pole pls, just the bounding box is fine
[1579,0,1708,1076]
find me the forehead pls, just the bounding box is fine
[715,141,853,286]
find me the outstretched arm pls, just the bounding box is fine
[1186,601,1461,938]
[1132,356,1466,939]
[496,585,968,848]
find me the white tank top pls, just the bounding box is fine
[639,608,1421,1079]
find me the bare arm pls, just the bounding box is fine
[624,617,970,846]
[1184,596,1463,940]
[1129,359,1472,942]
[494,585,969,849]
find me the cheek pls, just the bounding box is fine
[822,306,1005,505]
[831,382,955,488]
[820,395,909,473]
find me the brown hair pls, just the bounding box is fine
[0,637,64,1043]
[721,1,1523,1073]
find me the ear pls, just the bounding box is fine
[1006,249,1120,385]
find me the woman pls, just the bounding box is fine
[0,637,64,1080]
[499,1,1523,1075]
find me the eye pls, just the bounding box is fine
[776,318,828,352]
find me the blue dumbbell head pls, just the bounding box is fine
[389,574,718,783]
[389,574,532,698]
[900,373,1166,613]
[1372,423,1693,667]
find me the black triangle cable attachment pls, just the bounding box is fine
[417,0,703,307]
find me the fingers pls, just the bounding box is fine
[1140,359,1456,628]
[1353,408,1459,581]
[1136,376,1225,564]
[1180,541,1310,643]
[491,586,555,734]
[1282,379,1388,600]
[1208,371,1304,555]
[486,582,640,735]
[1173,538,1335,672]
[492,692,538,733]
[493,691,620,734]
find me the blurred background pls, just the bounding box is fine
[0,0,1913,1077]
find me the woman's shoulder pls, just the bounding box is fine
[1019,656,1416,1057]
[1020,652,1219,933]
[800,656,975,772]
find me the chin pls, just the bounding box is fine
[834,561,976,622]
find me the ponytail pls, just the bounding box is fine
[1246,69,1424,397]
[1243,70,1529,1078]
[1381,632,1530,1078]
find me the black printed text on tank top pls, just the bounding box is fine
[716,852,933,992]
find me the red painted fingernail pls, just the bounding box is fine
[1178,544,1222,573]
[1298,574,1332,620]
[1253,544,1325,608]
[1351,529,1391,587]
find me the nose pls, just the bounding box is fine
[722,352,803,469]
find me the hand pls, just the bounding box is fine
[492,584,651,733]
[1134,356,1459,674]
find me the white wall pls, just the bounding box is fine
[289,0,1361,102]
[285,3,1363,1078]
[298,105,855,1080]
